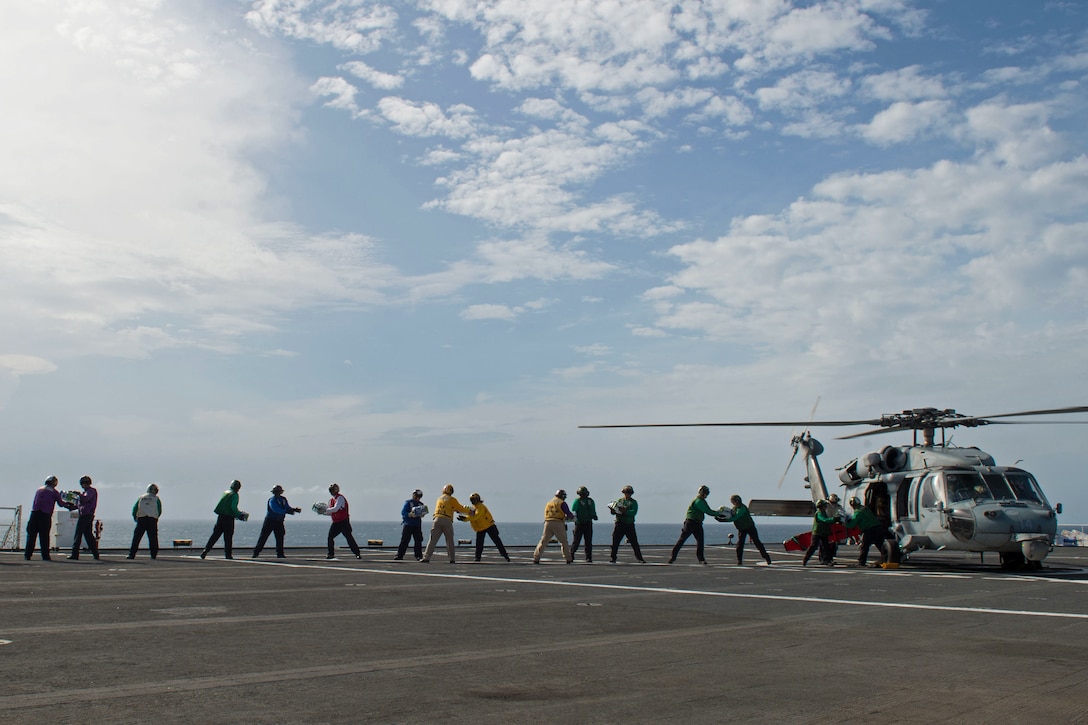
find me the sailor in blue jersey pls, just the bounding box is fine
[253,485,302,558]
[395,489,427,561]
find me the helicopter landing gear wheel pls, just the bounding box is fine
[1000,551,1026,570]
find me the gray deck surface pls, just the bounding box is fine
[3,544,1088,724]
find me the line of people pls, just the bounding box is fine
[23,476,885,567]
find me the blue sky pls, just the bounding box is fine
[2,0,1087,524]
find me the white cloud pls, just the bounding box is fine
[0,2,400,364]
[859,99,954,145]
[245,0,398,54]
[461,303,518,321]
[860,64,949,101]
[313,76,362,115]
[340,60,404,89]
[377,97,479,138]
[0,354,57,376]
[654,117,1088,365]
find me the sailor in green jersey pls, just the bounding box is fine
[668,485,720,564]
[802,500,837,566]
[609,485,645,564]
[718,494,772,566]
[845,497,889,567]
[200,479,247,560]
[570,486,598,562]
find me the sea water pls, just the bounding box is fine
[93,518,811,550]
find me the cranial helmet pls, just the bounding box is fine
[556,489,567,499]
[576,486,589,497]
[850,497,862,508]
[621,485,634,495]
[442,484,455,495]
[230,479,242,491]
[698,485,710,496]
[828,493,839,502]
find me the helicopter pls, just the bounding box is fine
[580,405,1088,569]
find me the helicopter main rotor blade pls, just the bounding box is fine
[970,405,1088,421]
[579,419,878,429]
[835,426,915,440]
[579,405,1088,432]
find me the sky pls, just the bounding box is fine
[1,0,1087,525]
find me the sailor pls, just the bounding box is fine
[533,489,574,564]
[802,500,837,566]
[25,476,76,561]
[394,489,427,561]
[128,484,162,559]
[570,486,598,562]
[421,484,470,563]
[68,475,100,560]
[845,497,889,568]
[668,485,720,565]
[200,480,247,560]
[609,485,645,564]
[463,492,511,562]
[321,483,362,560]
[718,494,772,566]
[252,485,301,559]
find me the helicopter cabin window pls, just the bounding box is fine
[1005,472,1044,504]
[981,473,1015,501]
[917,475,941,511]
[945,472,980,503]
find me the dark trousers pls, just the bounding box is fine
[571,521,594,561]
[254,518,286,557]
[803,534,831,565]
[396,524,423,559]
[670,519,705,562]
[328,519,361,557]
[474,525,509,561]
[737,526,772,564]
[71,514,100,559]
[858,526,889,565]
[129,517,159,558]
[203,514,236,557]
[611,521,643,562]
[25,510,52,560]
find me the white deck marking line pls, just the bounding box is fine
[236,558,1088,620]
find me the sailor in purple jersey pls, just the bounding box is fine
[25,476,76,561]
[68,475,100,560]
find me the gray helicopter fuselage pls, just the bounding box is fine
[799,438,1058,563]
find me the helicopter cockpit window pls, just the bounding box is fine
[945,472,981,503]
[982,473,1015,501]
[1006,472,1044,504]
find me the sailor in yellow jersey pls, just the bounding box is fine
[461,492,511,562]
[533,489,574,564]
[421,484,471,563]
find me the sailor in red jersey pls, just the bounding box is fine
[321,483,361,560]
